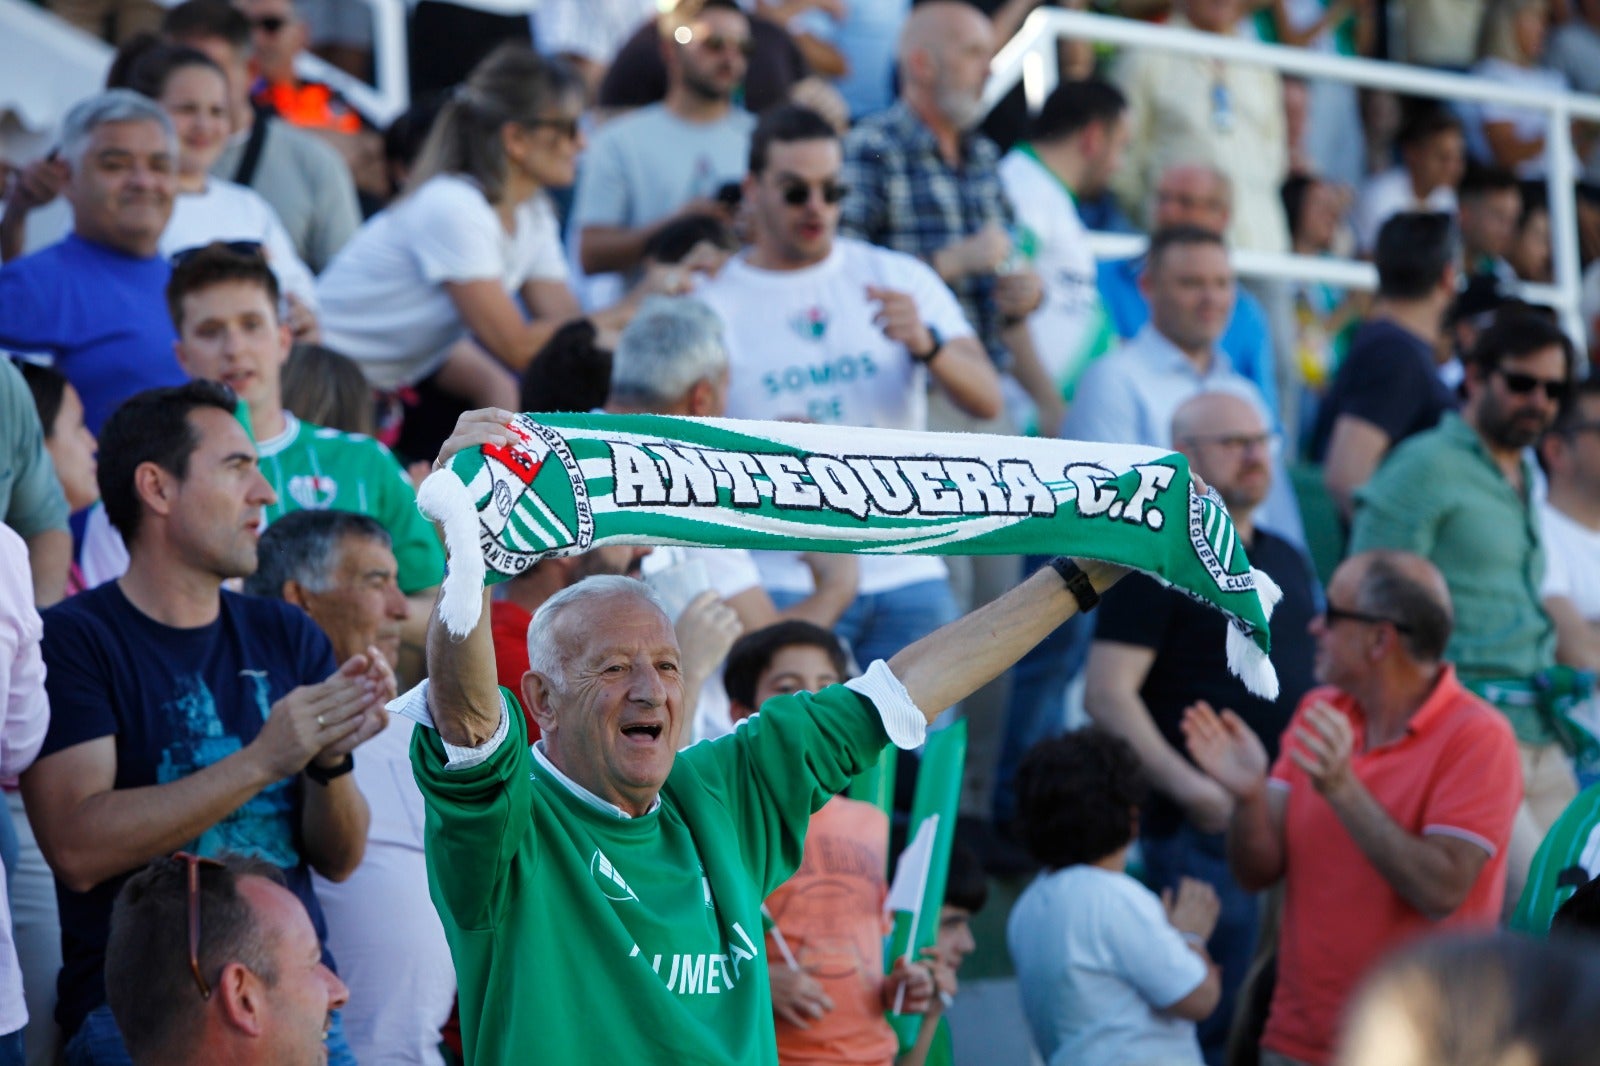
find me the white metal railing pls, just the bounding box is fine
[291,0,409,127]
[986,7,1598,345]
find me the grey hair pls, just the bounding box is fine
[525,574,668,684]
[59,89,177,170]
[1354,551,1454,663]
[608,296,729,409]
[243,510,392,599]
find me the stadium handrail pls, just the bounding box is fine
[986,6,1595,347]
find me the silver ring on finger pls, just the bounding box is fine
[316,714,325,727]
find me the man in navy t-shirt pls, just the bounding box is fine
[18,381,392,1063]
[1083,391,1318,1066]
[1312,212,1461,520]
[0,91,188,435]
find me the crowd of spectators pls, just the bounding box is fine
[3,0,1600,1063]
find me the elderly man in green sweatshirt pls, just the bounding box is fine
[396,409,1129,1064]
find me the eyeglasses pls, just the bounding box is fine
[171,240,265,267]
[698,34,754,56]
[1497,369,1568,402]
[779,180,850,207]
[175,851,225,1000]
[250,14,288,33]
[1180,431,1281,456]
[524,117,581,141]
[1323,604,1413,633]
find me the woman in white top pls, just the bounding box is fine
[1473,0,1568,180]
[316,44,673,413]
[110,39,320,337]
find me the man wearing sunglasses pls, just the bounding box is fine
[571,0,754,304]
[1350,310,1579,911]
[697,104,1001,670]
[104,854,349,1066]
[1183,549,1521,1066]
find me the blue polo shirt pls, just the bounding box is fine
[0,234,186,434]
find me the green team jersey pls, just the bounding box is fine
[256,413,444,594]
[411,682,893,1064]
[1510,783,1600,934]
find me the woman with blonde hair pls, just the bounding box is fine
[315,44,682,458]
[1473,0,1569,179]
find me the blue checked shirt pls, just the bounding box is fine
[840,102,1014,365]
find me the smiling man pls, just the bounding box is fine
[397,408,1128,1064]
[0,91,188,435]
[20,381,391,1063]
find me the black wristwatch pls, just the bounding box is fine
[1048,556,1100,613]
[305,754,355,786]
[911,326,945,364]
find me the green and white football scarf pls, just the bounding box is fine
[417,413,1282,697]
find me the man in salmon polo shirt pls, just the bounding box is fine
[1182,549,1521,1066]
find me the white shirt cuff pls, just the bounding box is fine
[387,679,510,771]
[845,660,927,750]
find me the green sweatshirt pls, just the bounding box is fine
[411,682,893,1064]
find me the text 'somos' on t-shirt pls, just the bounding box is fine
[38,583,338,1039]
[695,237,975,596]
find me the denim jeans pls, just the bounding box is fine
[65,1003,358,1065]
[0,1030,22,1066]
[1140,822,1262,1066]
[772,577,959,671]
[990,562,1096,827]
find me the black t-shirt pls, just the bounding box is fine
[39,583,338,1038]
[1093,528,1319,838]
[1311,318,1458,461]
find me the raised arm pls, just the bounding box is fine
[888,559,1127,724]
[1182,700,1287,891]
[425,410,521,747]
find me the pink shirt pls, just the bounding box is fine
[1262,667,1521,1065]
[0,523,50,1035]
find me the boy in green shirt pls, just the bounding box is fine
[399,409,1128,1065]
[166,242,443,660]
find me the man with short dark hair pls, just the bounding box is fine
[164,242,443,664]
[1186,549,1522,1066]
[162,0,361,272]
[1065,225,1270,449]
[1314,212,1462,518]
[0,91,188,436]
[998,79,1128,433]
[1457,164,1523,283]
[20,380,390,1062]
[246,509,454,1066]
[104,853,349,1066]
[570,0,753,301]
[697,104,1000,668]
[1351,311,1577,918]
[1353,105,1465,254]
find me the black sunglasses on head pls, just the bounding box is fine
[779,181,850,207]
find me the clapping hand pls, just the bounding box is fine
[1181,699,1269,802]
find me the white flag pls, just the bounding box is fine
[885,813,940,917]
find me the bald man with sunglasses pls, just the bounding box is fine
[695,104,1001,668]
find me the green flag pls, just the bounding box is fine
[418,413,1281,697]
[885,722,966,1048]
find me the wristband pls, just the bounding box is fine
[1047,556,1100,613]
[305,753,355,786]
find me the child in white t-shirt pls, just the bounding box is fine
[1008,729,1222,1066]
